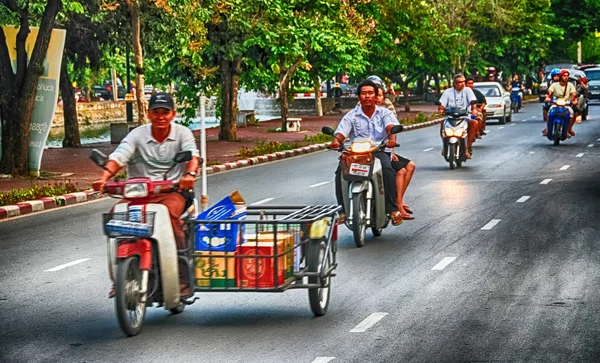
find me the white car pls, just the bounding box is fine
[474,82,512,124]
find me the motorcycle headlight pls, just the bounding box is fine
[444,128,454,137]
[555,99,567,106]
[124,182,148,198]
[350,141,372,152]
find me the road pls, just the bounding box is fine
[1,103,600,363]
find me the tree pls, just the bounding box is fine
[0,0,64,175]
[124,0,146,124]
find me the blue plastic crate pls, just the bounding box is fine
[195,212,246,252]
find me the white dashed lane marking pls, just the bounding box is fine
[540,179,552,185]
[350,313,388,333]
[481,219,502,230]
[588,144,595,148]
[423,148,434,152]
[309,181,330,188]
[431,257,457,271]
[45,258,90,272]
[516,196,530,203]
[251,198,275,206]
[311,358,335,363]
[560,165,570,171]
[498,126,504,129]
[576,153,584,158]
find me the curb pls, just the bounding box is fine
[0,118,444,221]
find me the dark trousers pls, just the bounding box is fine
[335,151,398,214]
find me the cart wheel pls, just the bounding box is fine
[115,256,147,337]
[170,302,185,315]
[307,239,331,316]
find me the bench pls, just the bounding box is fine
[287,117,302,132]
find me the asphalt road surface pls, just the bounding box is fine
[2,102,600,363]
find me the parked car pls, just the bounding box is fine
[584,67,600,101]
[92,79,126,101]
[474,82,512,124]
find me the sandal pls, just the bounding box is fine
[400,213,414,220]
[389,211,403,226]
[542,129,548,136]
[403,205,413,215]
[568,130,575,136]
[336,212,346,225]
[108,286,116,299]
[180,283,191,296]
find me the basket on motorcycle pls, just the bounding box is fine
[340,152,375,181]
[102,211,156,238]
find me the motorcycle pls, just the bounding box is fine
[322,125,403,247]
[547,98,572,146]
[90,149,198,336]
[510,87,521,113]
[439,107,470,170]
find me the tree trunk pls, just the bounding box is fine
[60,61,80,148]
[0,0,61,175]
[111,68,118,102]
[433,73,441,94]
[125,0,146,124]
[402,80,410,112]
[279,55,303,131]
[312,75,322,117]
[219,58,238,141]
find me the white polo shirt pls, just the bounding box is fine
[109,123,200,182]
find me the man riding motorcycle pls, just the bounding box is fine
[437,74,479,159]
[330,79,403,226]
[543,69,577,137]
[92,92,200,296]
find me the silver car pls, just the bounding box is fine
[474,82,512,124]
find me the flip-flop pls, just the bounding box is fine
[389,211,403,226]
[403,205,413,215]
[400,213,414,220]
[568,130,575,136]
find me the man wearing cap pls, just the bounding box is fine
[93,92,200,295]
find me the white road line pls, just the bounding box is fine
[560,165,570,171]
[498,126,504,129]
[431,257,457,271]
[350,313,388,333]
[529,151,535,154]
[251,198,275,206]
[597,138,600,142]
[588,144,595,148]
[311,358,335,363]
[576,153,584,158]
[45,258,90,272]
[423,148,434,152]
[516,196,530,203]
[481,219,502,230]
[309,181,330,188]
[540,179,552,185]
[510,123,516,126]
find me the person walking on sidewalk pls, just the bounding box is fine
[92,92,200,296]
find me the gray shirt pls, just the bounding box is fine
[109,123,200,182]
[335,105,399,143]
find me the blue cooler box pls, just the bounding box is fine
[195,196,246,252]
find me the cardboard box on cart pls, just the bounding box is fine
[195,251,236,288]
[237,233,295,288]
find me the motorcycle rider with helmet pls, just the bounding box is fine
[543,69,577,137]
[330,79,404,226]
[543,68,561,123]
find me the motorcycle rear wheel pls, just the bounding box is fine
[115,256,147,337]
[352,192,366,247]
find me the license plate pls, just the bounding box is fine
[349,163,370,176]
[591,91,599,95]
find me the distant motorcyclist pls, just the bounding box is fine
[330,79,403,226]
[437,74,478,159]
[543,69,577,137]
[543,68,561,123]
[466,76,487,137]
[510,74,524,110]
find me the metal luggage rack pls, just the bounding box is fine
[190,205,341,293]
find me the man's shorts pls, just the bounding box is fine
[391,156,411,172]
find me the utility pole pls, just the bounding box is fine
[577,41,582,64]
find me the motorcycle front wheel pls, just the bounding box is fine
[449,143,457,170]
[352,192,366,247]
[115,256,147,337]
[553,123,561,146]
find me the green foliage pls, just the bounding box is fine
[303,133,333,143]
[0,182,79,207]
[237,139,301,158]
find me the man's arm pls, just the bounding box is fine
[92,133,137,191]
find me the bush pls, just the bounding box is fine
[304,133,333,143]
[0,181,79,207]
[237,139,301,158]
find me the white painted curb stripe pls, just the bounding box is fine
[560,165,570,171]
[45,258,90,272]
[423,148,434,152]
[481,219,502,230]
[431,257,457,271]
[576,153,584,158]
[68,192,88,202]
[309,181,330,188]
[27,200,44,212]
[350,312,388,333]
[2,205,20,217]
[311,358,335,363]
[251,198,274,206]
[516,196,530,203]
[540,179,552,184]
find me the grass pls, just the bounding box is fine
[304,133,333,143]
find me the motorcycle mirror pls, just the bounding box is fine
[321,126,335,135]
[89,149,108,169]
[390,125,403,134]
[434,101,441,106]
[173,150,192,163]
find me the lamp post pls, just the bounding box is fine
[125,43,133,123]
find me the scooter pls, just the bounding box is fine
[322,125,403,248]
[439,107,470,170]
[547,98,572,146]
[90,149,198,336]
[510,87,521,113]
